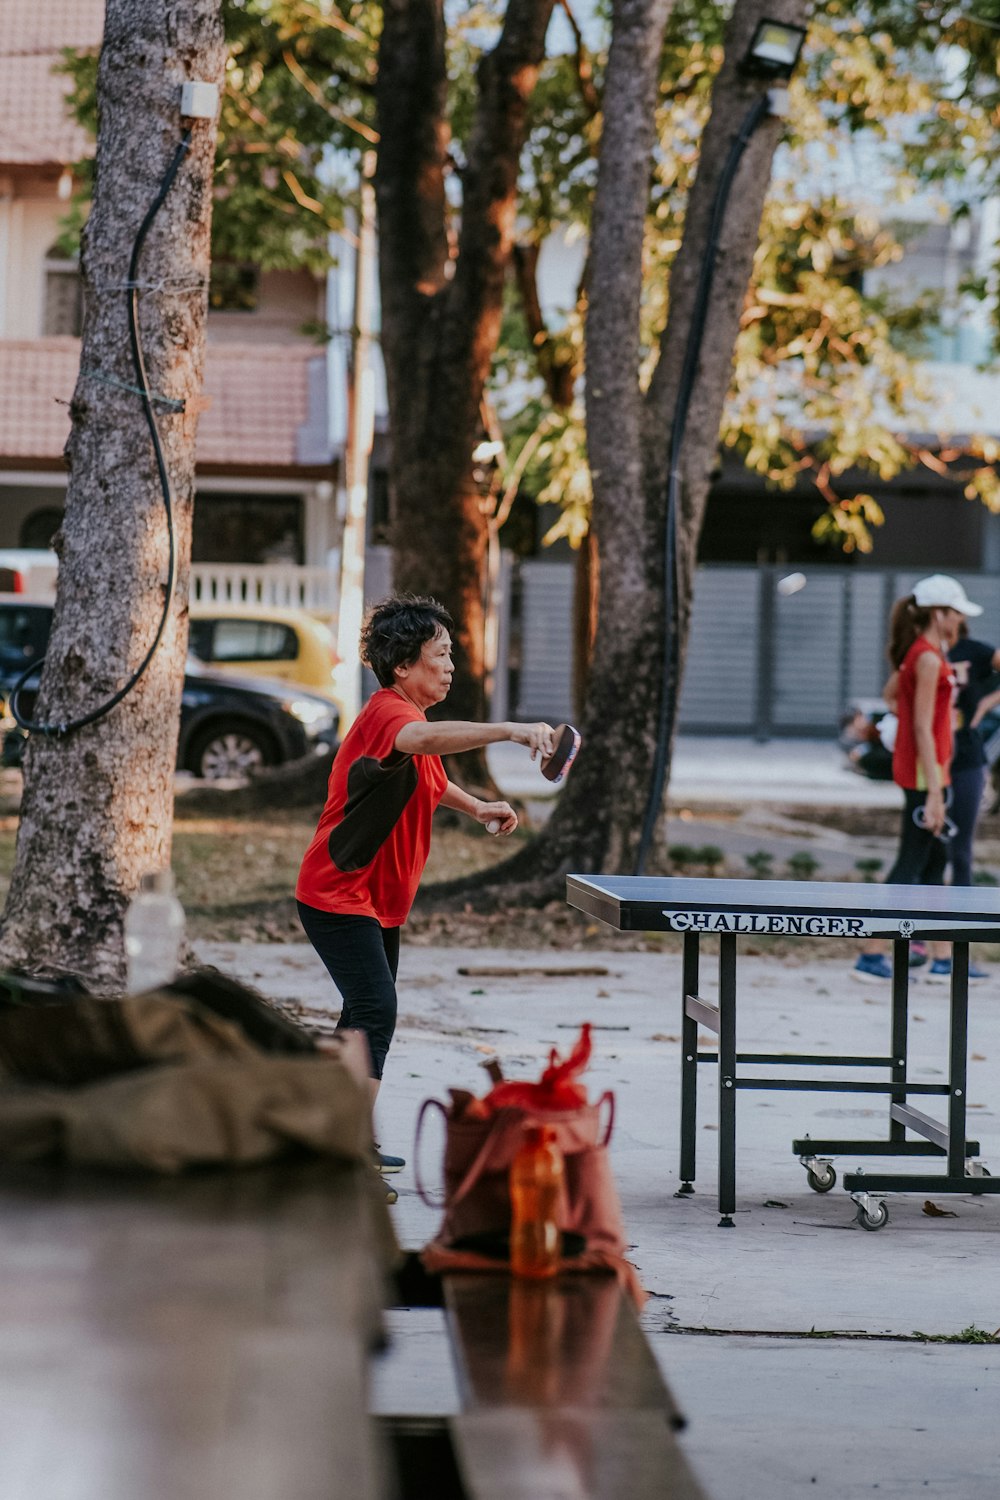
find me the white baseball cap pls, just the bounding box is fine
[912,574,983,617]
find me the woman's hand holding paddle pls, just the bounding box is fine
[506,721,556,759]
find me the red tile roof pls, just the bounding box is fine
[0,338,328,473]
[0,1,104,167]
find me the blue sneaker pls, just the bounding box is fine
[925,959,989,985]
[909,942,928,969]
[374,1147,406,1175]
[852,954,892,982]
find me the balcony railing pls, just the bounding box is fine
[190,564,338,616]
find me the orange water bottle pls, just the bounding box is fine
[510,1125,564,1279]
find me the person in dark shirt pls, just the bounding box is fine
[948,628,1000,887]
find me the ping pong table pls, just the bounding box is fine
[566,874,1000,1229]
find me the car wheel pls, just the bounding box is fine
[187,722,277,781]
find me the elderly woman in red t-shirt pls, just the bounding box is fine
[853,574,982,984]
[296,594,556,1178]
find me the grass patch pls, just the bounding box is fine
[911,1325,1000,1344]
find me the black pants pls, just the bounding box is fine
[886,789,948,886]
[949,765,986,888]
[296,902,400,1079]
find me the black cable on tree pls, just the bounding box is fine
[10,130,193,737]
[634,92,771,877]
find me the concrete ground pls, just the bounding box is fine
[199,937,1000,1499]
[487,735,902,809]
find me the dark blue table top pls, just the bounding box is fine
[566,874,1000,939]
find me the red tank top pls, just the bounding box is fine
[892,636,954,791]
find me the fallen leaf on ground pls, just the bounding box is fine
[922,1200,958,1218]
[972,1053,987,1061]
[650,1033,680,1043]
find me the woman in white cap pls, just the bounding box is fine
[854,574,988,983]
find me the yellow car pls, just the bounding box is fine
[189,604,341,702]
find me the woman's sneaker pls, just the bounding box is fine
[374,1147,406,1175]
[925,959,989,984]
[852,954,892,982]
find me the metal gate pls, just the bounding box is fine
[515,562,1000,737]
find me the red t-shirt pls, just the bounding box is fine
[892,637,955,791]
[296,688,448,926]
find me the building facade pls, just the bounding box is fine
[0,0,341,590]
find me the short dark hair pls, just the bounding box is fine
[360,594,453,687]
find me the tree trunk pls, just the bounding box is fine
[427,0,808,907]
[424,0,673,905]
[642,0,811,775]
[376,0,555,789]
[0,0,224,990]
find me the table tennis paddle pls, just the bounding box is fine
[486,724,582,833]
[541,723,581,783]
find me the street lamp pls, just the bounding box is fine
[634,16,808,876]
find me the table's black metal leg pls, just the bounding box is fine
[676,933,699,1197]
[717,933,737,1227]
[889,939,909,1145]
[948,943,970,1179]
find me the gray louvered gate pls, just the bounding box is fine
[514,562,1000,736]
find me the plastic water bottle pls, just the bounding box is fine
[510,1125,564,1279]
[124,870,186,994]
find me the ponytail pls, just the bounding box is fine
[887,595,933,669]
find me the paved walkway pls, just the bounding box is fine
[488,734,901,808]
[201,937,1000,1499]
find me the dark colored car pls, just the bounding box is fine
[0,598,339,779]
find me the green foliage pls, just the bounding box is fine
[855,856,884,882]
[745,850,775,879]
[972,869,1000,887]
[494,0,1000,556]
[60,0,1000,554]
[59,0,380,270]
[667,843,699,872]
[786,851,821,880]
[695,844,725,874]
[912,1325,1000,1344]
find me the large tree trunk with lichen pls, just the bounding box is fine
[426,0,809,908]
[376,0,555,791]
[0,0,224,990]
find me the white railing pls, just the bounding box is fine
[190,564,339,616]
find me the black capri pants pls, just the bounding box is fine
[297,902,400,1080]
[885,788,948,887]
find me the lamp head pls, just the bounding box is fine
[743,18,807,79]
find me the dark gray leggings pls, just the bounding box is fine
[949,765,987,888]
[886,788,948,886]
[296,902,400,1079]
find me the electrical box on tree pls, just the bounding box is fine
[180,81,219,120]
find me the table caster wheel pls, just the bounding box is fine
[806,1163,836,1194]
[855,1200,889,1231]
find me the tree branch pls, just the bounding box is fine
[281,47,379,144]
[375,0,451,326]
[445,0,558,393]
[512,241,578,408]
[556,0,601,116]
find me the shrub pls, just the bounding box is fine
[668,844,698,872]
[695,844,725,874]
[787,851,821,880]
[855,857,883,882]
[745,850,774,879]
